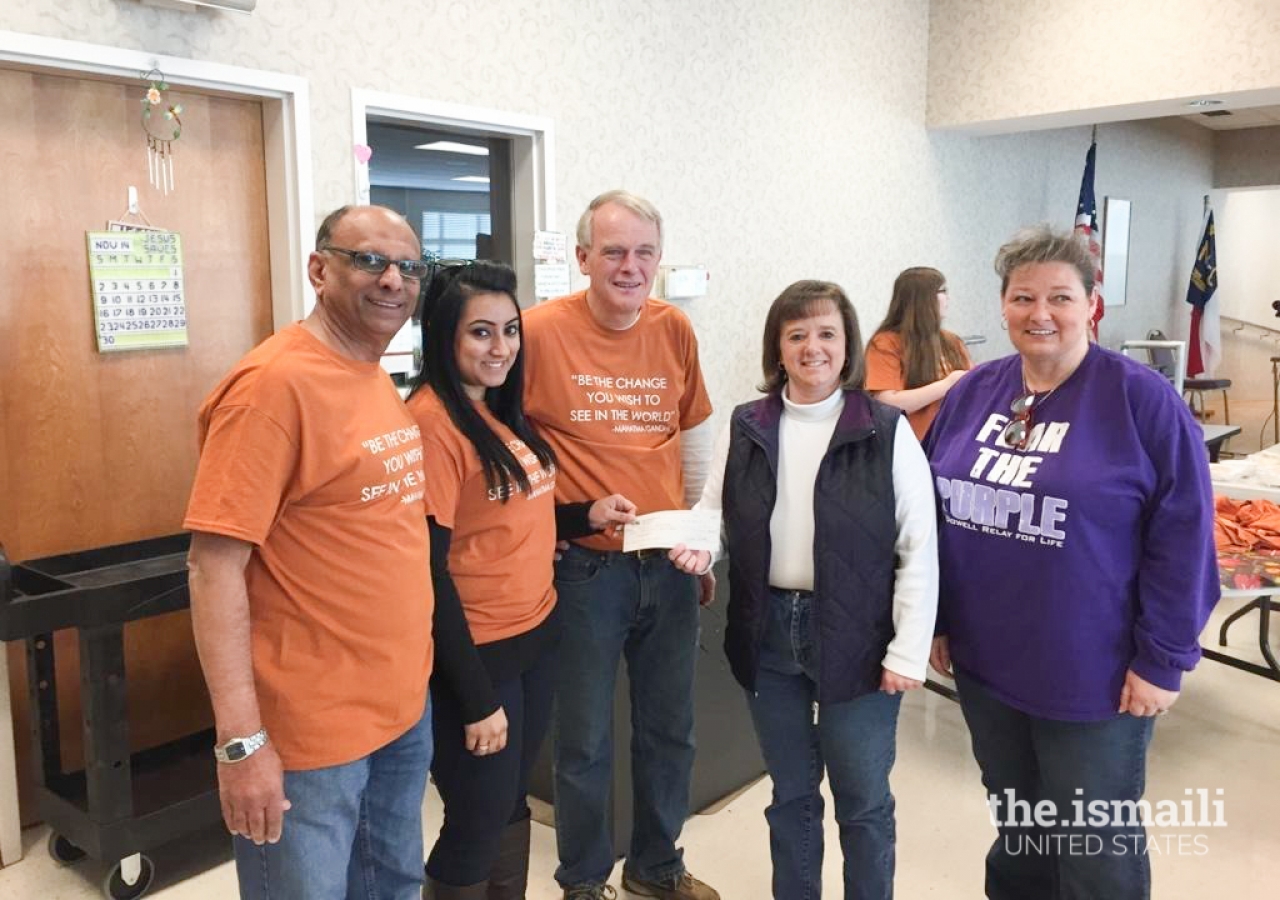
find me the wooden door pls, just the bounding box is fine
[0,67,274,824]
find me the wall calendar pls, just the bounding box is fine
[86,230,188,352]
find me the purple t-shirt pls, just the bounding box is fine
[924,344,1218,720]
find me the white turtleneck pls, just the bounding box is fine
[696,388,939,681]
[769,388,845,589]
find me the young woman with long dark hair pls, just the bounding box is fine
[407,261,635,899]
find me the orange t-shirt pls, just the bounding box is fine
[522,292,713,551]
[408,387,557,644]
[183,323,433,771]
[864,330,973,441]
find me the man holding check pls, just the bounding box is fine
[521,189,718,900]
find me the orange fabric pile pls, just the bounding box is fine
[1214,496,1280,552]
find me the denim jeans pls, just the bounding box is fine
[234,698,432,900]
[746,588,900,900]
[551,544,699,887]
[954,669,1155,900]
[427,648,556,885]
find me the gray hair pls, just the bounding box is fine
[994,224,1095,295]
[576,190,663,251]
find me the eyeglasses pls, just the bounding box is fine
[1001,391,1039,450]
[323,246,432,281]
[424,257,476,279]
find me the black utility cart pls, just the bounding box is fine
[0,534,219,900]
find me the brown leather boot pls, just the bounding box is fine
[487,815,532,900]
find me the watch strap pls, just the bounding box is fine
[214,728,268,764]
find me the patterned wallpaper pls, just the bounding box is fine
[0,0,1218,423]
[928,0,1280,129]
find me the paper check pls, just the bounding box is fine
[622,509,722,553]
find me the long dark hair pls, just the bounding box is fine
[409,261,555,500]
[872,267,968,390]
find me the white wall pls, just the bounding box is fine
[1212,186,1280,330]
[0,0,1220,422]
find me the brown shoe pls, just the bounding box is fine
[621,871,720,900]
[563,885,618,900]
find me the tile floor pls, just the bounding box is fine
[2,601,1277,899]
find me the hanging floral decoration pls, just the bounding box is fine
[141,68,182,195]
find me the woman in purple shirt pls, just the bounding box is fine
[924,225,1218,900]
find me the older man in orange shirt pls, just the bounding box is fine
[185,205,434,900]
[522,190,718,900]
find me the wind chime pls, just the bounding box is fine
[141,68,183,195]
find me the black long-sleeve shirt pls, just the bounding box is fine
[428,502,595,723]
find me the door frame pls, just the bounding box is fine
[351,89,556,304]
[0,29,312,867]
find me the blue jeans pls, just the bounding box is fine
[746,588,900,900]
[551,545,699,887]
[427,648,556,885]
[954,669,1155,900]
[234,699,432,900]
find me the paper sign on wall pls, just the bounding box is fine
[534,263,572,299]
[86,230,188,352]
[533,230,568,262]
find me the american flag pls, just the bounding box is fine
[1073,138,1105,339]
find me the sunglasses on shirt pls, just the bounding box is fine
[1002,391,1042,450]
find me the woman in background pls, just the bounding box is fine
[865,266,972,440]
[408,261,634,899]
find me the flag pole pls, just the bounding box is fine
[1091,124,1097,144]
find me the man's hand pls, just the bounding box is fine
[1118,669,1180,717]
[217,742,291,845]
[929,635,953,679]
[589,493,638,537]
[464,707,509,756]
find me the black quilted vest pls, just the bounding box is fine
[722,390,900,703]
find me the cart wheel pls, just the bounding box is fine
[47,831,87,865]
[102,854,155,900]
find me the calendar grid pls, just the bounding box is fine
[87,230,189,351]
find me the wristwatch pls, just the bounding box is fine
[214,728,268,764]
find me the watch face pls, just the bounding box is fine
[224,742,247,762]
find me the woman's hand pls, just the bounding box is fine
[880,668,923,694]
[1117,669,1179,717]
[668,543,711,576]
[464,707,509,756]
[943,368,967,390]
[929,635,953,678]
[697,570,717,607]
[589,494,638,536]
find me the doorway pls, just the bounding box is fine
[351,90,555,309]
[353,92,554,381]
[367,120,509,264]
